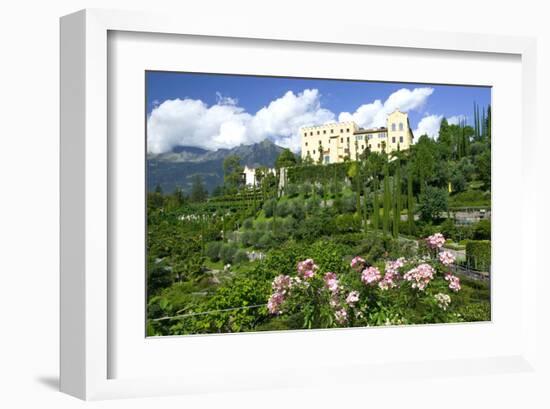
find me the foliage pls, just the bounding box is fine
[418,186,448,222]
[465,240,491,271]
[275,148,298,169]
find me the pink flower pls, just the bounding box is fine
[403,263,435,291]
[324,272,339,293]
[426,233,445,249]
[385,257,405,275]
[350,256,366,271]
[439,251,456,266]
[445,274,461,292]
[297,258,318,279]
[361,266,382,285]
[267,292,285,314]
[272,275,291,293]
[334,308,348,324]
[345,291,359,306]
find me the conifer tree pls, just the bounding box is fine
[382,162,390,236]
[372,177,380,231]
[393,159,401,239]
[407,165,415,235]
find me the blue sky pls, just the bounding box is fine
[146,71,491,154]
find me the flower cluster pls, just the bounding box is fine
[334,308,348,324]
[297,258,318,279]
[439,251,456,266]
[361,266,382,285]
[267,274,292,314]
[267,291,285,314]
[445,274,461,292]
[434,293,451,310]
[350,256,366,271]
[345,291,359,307]
[378,258,405,290]
[324,272,340,293]
[426,233,445,249]
[403,263,435,291]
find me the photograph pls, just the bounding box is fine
[145,71,492,336]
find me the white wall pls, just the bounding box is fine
[1,1,548,408]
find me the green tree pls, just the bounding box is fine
[407,165,415,235]
[382,162,391,236]
[190,175,208,203]
[275,148,297,169]
[392,159,401,239]
[372,177,380,231]
[223,155,243,194]
[418,186,448,222]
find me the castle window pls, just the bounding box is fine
[304,133,307,137]
[317,131,320,135]
[347,137,349,143]
[323,130,326,134]
[310,132,313,136]
[399,123,404,131]
[361,145,365,149]
[346,128,350,132]
[331,129,334,133]
[391,124,396,131]
[307,150,310,155]
[340,129,343,133]
[392,136,396,143]
[324,155,330,164]
[340,137,343,143]
[400,136,404,143]
[313,150,316,154]
[305,142,308,146]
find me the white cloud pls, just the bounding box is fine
[147,89,334,154]
[447,114,467,125]
[413,114,443,139]
[338,87,433,128]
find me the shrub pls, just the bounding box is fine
[335,213,361,233]
[257,232,275,249]
[205,241,222,262]
[234,249,249,264]
[220,243,238,264]
[304,197,321,214]
[275,200,292,217]
[240,230,253,247]
[263,198,277,218]
[473,219,491,240]
[465,240,491,271]
[289,199,305,219]
[242,217,254,230]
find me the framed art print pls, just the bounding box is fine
[60,9,539,400]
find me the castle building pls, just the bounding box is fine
[300,109,414,164]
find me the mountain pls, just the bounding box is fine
[147,139,285,194]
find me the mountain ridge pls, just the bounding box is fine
[147,139,285,194]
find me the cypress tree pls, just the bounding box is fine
[393,160,401,239]
[363,184,369,233]
[382,162,390,236]
[407,165,415,235]
[372,177,380,231]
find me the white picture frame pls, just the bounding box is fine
[60,8,539,401]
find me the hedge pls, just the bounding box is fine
[465,240,491,271]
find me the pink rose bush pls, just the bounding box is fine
[426,233,446,249]
[439,251,456,266]
[361,266,382,285]
[266,233,464,328]
[403,263,435,291]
